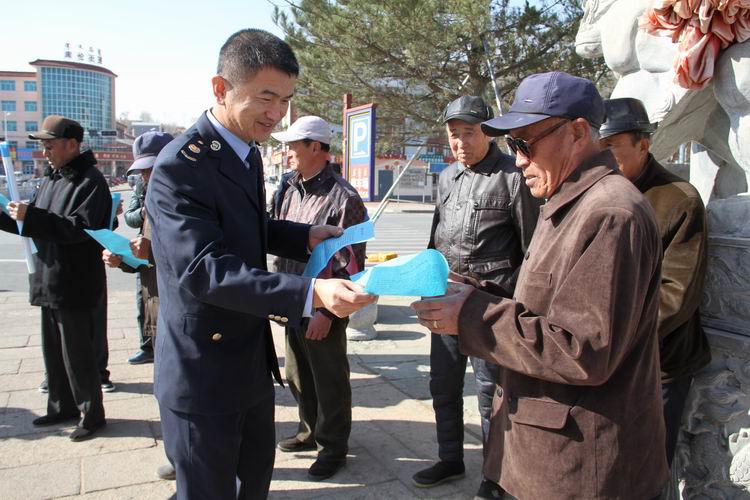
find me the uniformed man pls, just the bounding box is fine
[146,29,375,500]
[599,97,711,468]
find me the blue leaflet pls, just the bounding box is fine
[352,249,449,297]
[85,228,149,269]
[110,193,121,230]
[303,220,375,278]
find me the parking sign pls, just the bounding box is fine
[344,104,376,201]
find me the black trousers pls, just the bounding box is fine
[41,306,105,429]
[285,317,351,462]
[160,392,276,500]
[430,332,498,463]
[663,375,693,467]
[135,273,152,352]
[93,292,110,382]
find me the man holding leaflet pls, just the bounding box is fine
[0,115,111,441]
[271,115,367,481]
[146,29,374,499]
[415,96,540,498]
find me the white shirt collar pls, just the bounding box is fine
[206,110,257,164]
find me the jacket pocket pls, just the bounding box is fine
[182,314,250,342]
[509,397,571,430]
[468,258,511,275]
[468,196,512,244]
[523,270,552,288]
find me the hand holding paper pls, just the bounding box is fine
[312,278,376,318]
[85,229,149,269]
[303,220,375,278]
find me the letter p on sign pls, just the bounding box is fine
[351,115,370,159]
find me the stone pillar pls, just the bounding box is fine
[670,195,750,498]
[346,300,378,341]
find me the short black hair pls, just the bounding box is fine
[302,138,330,152]
[217,29,299,84]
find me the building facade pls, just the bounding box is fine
[0,71,42,175]
[30,59,116,149]
[0,59,132,184]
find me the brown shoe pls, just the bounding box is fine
[277,436,316,453]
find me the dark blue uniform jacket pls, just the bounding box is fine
[146,112,311,415]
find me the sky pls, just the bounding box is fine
[6,0,289,127]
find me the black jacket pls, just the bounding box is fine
[428,142,541,296]
[0,150,112,308]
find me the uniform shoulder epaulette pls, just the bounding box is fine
[176,134,209,165]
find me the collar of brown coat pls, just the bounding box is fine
[540,150,619,221]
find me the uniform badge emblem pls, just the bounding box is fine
[210,141,221,151]
[188,144,200,154]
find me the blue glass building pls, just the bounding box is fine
[29,59,116,148]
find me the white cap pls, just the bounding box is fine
[271,116,332,145]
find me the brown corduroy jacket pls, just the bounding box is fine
[458,151,669,499]
[635,154,711,381]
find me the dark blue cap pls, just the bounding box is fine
[128,131,174,173]
[481,71,605,136]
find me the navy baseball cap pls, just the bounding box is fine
[127,131,174,174]
[481,71,605,137]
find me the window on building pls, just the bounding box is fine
[1,101,15,112]
[24,81,36,92]
[5,121,17,132]
[7,141,18,148]
[25,121,38,132]
[25,140,38,149]
[0,80,15,91]
[24,101,37,112]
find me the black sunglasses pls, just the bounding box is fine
[505,119,570,158]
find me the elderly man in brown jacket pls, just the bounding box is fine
[412,72,669,499]
[600,98,711,468]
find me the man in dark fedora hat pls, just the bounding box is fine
[0,114,112,441]
[600,97,711,468]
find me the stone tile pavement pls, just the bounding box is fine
[0,291,488,499]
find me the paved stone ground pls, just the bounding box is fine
[0,291,488,499]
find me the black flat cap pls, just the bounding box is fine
[442,96,494,124]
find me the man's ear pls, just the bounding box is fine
[571,118,588,142]
[211,76,229,105]
[640,138,651,154]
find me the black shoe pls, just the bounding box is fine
[32,413,79,426]
[128,349,154,365]
[278,436,316,453]
[69,420,106,441]
[307,458,345,481]
[101,380,116,393]
[38,379,48,394]
[475,479,505,499]
[156,463,176,481]
[412,461,465,488]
